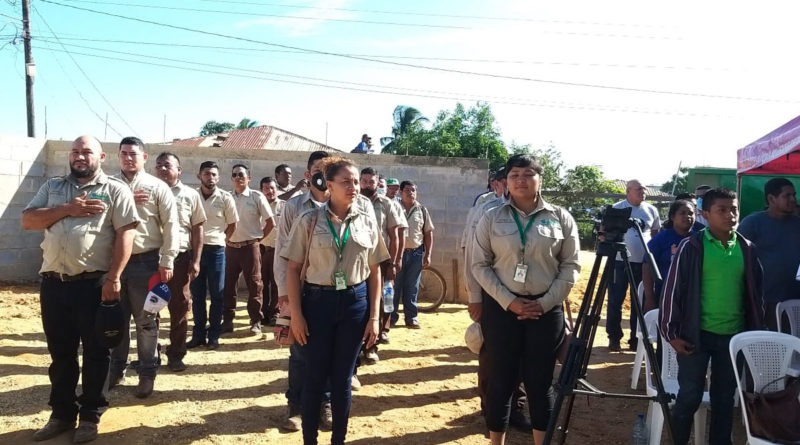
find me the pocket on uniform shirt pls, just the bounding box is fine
[492,223,518,238]
[350,229,374,249]
[311,232,334,248]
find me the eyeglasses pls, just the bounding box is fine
[232,172,246,178]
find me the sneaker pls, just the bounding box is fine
[72,421,98,444]
[406,319,421,329]
[250,322,262,335]
[135,377,154,399]
[206,339,220,350]
[320,402,333,430]
[351,374,362,391]
[107,371,125,390]
[379,332,390,344]
[186,337,206,349]
[608,339,622,352]
[281,405,302,432]
[364,349,379,365]
[33,418,75,441]
[167,357,187,372]
[221,320,234,333]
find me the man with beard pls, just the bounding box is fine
[23,135,139,443]
[154,152,206,371]
[359,167,407,358]
[110,137,179,399]
[187,161,238,350]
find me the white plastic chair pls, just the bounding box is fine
[775,299,800,336]
[729,331,800,445]
[641,309,708,445]
[631,281,646,389]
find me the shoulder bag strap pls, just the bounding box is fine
[300,210,319,283]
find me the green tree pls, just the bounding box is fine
[511,142,565,191]
[660,166,688,196]
[379,106,429,154]
[559,164,623,249]
[236,118,260,129]
[199,120,235,136]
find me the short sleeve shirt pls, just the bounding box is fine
[199,187,238,246]
[260,198,285,248]
[370,194,408,247]
[230,187,274,243]
[403,202,434,249]
[170,181,207,252]
[612,199,661,263]
[282,203,390,286]
[25,171,140,276]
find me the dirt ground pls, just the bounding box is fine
[0,252,746,444]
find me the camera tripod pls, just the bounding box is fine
[543,222,676,445]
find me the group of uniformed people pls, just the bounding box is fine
[23,135,435,445]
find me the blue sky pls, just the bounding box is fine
[1,0,799,184]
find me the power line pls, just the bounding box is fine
[59,0,470,30]
[0,12,22,21]
[40,0,799,104]
[33,6,138,136]
[34,43,732,118]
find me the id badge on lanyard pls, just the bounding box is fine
[511,209,536,284]
[326,212,352,291]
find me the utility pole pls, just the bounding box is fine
[22,0,36,137]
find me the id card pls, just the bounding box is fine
[514,263,528,283]
[334,271,347,290]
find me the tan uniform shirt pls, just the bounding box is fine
[282,203,390,286]
[471,198,580,313]
[114,170,179,269]
[170,181,207,253]
[463,195,506,303]
[260,198,285,248]
[229,187,274,243]
[199,187,238,246]
[369,193,408,248]
[402,201,434,249]
[278,183,303,200]
[25,170,140,276]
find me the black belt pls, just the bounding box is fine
[512,292,546,300]
[129,250,158,262]
[42,271,106,282]
[304,282,363,292]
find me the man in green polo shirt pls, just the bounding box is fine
[660,188,764,445]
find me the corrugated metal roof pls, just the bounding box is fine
[167,125,342,152]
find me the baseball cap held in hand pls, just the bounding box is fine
[144,272,171,314]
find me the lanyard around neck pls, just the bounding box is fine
[325,212,351,263]
[511,208,536,253]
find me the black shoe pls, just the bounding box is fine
[167,357,187,372]
[206,339,220,350]
[509,408,532,432]
[72,421,98,443]
[608,339,622,352]
[33,418,75,441]
[221,320,234,333]
[186,337,206,349]
[135,377,154,399]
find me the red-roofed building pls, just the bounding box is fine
[167,125,342,153]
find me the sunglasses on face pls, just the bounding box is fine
[232,172,247,178]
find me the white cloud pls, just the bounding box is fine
[235,0,356,37]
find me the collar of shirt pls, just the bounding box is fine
[703,228,737,250]
[199,186,223,200]
[234,186,253,197]
[323,201,361,223]
[504,195,554,218]
[66,169,110,188]
[118,169,143,185]
[170,180,184,192]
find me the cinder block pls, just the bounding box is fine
[21,161,46,177]
[10,191,37,206]
[0,249,19,264]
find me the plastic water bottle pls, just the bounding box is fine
[382,281,394,313]
[631,413,647,445]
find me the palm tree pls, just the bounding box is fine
[380,106,429,154]
[236,118,260,130]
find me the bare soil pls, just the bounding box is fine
[0,253,745,444]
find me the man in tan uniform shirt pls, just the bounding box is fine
[110,136,179,399]
[23,135,139,443]
[259,176,285,325]
[155,152,207,372]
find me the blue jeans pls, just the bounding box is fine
[301,282,368,445]
[672,331,737,445]
[605,260,642,345]
[286,342,331,409]
[190,245,225,342]
[111,251,160,378]
[392,246,424,324]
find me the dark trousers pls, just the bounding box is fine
[481,291,563,432]
[223,243,263,325]
[672,330,737,445]
[260,245,278,321]
[166,251,192,360]
[392,246,424,324]
[40,276,109,423]
[766,302,779,331]
[286,343,332,409]
[301,282,368,445]
[190,245,225,342]
[606,260,643,345]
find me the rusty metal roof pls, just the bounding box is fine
[167,125,341,152]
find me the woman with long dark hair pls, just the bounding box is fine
[283,157,388,445]
[472,154,581,444]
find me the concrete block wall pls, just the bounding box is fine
[0,135,48,282]
[40,140,489,302]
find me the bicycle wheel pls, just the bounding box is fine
[417,267,447,313]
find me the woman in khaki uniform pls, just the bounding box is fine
[471,154,580,445]
[282,157,389,445]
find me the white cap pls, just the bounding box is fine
[464,322,483,354]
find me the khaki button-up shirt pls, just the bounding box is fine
[370,194,408,248]
[170,181,207,253]
[25,170,140,276]
[282,203,390,286]
[114,170,179,269]
[462,195,506,303]
[230,187,273,243]
[471,198,580,313]
[199,187,238,246]
[403,201,434,249]
[260,198,285,248]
